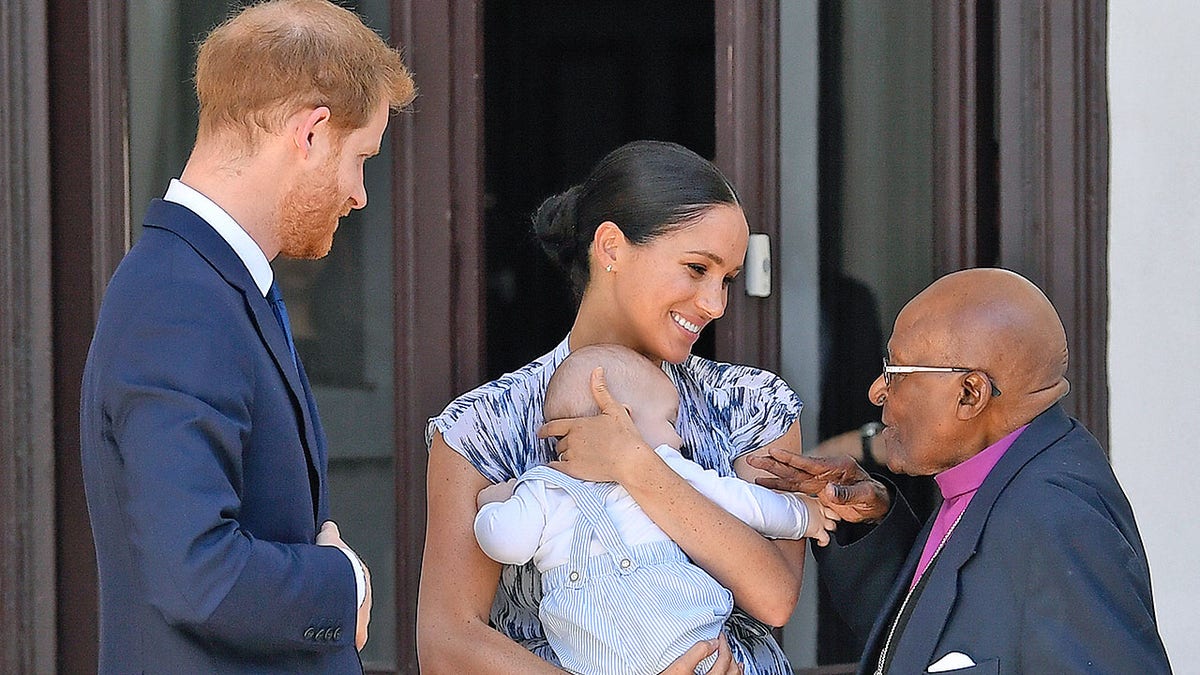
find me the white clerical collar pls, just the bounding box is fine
[163,178,274,297]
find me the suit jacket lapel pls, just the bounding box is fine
[858,510,937,675]
[144,199,325,523]
[295,355,330,524]
[881,404,1075,672]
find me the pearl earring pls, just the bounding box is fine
[605,265,613,273]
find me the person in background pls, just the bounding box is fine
[812,270,935,664]
[80,1,414,671]
[750,268,1171,673]
[815,271,937,523]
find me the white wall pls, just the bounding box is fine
[1108,4,1200,672]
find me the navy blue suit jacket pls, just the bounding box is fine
[815,404,1170,674]
[81,199,361,673]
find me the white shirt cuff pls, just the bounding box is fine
[338,548,367,608]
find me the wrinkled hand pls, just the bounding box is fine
[317,521,372,650]
[660,633,742,674]
[798,494,840,546]
[476,478,518,509]
[746,450,891,523]
[537,367,653,484]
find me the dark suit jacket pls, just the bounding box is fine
[815,404,1171,674]
[81,199,361,673]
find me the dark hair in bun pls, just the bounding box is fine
[532,140,739,299]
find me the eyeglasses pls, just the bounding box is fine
[882,358,1002,397]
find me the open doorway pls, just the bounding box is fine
[780,1,943,669]
[482,0,717,379]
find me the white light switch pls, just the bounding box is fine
[744,233,771,297]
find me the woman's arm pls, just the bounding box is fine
[633,452,806,627]
[541,369,806,627]
[416,433,562,673]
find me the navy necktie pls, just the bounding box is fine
[266,281,299,368]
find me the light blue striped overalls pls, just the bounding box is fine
[523,466,735,675]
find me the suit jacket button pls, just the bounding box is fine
[304,627,315,640]
[332,627,342,641]
[315,628,327,640]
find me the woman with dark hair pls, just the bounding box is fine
[418,140,808,674]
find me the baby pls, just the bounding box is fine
[474,344,835,675]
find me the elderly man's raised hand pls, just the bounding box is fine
[746,450,891,523]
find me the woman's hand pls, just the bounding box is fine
[542,368,805,626]
[660,634,742,675]
[746,450,891,523]
[538,367,654,484]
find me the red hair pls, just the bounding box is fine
[194,0,415,146]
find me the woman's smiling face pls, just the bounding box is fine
[609,203,749,364]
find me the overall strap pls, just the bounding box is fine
[519,467,639,578]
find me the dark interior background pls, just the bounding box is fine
[483,0,717,379]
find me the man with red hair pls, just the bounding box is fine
[80,2,414,672]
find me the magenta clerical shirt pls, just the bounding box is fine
[910,424,1029,587]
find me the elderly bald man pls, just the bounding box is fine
[751,268,1170,674]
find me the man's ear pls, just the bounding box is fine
[955,372,992,420]
[592,221,627,271]
[291,106,332,158]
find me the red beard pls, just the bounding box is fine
[276,154,348,260]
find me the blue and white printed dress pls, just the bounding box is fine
[426,336,803,674]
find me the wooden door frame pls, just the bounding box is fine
[1,1,57,672]
[994,0,1110,449]
[45,0,129,671]
[932,0,1110,447]
[713,0,783,372]
[390,1,484,671]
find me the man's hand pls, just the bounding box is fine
[660,633,742,674]
[746,450,891,524]
[537,367,653,484]
[317,521,372,650]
